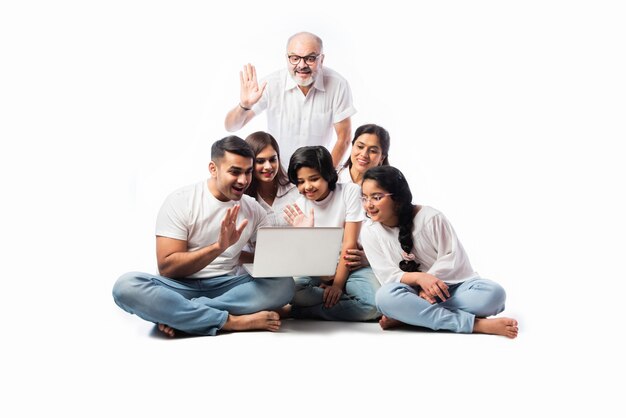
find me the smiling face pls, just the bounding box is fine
[361,179,398,227]
[286,34,323,88]
[208,151,253,201]
[350,133,385,175]
[254,145,279,184]
[296,166,330,201]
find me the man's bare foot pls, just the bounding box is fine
[473,317,518,339]
[379,315,403,330]
[158,323,176,337]
[276,304,292,319]
[221,311,281,332]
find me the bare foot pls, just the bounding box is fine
[158,323,176,337]
[379,315,403,330]
[221,311,281,332]
[473,317,518,339]
[275,304,292,319]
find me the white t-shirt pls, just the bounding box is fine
[336,165,353,184]
[293,182,364,227]
[360,205,478,285]
[155,180,268,278]
[254,183,299,226]
[252,67,356,167]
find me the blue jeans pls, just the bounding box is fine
[375,278,506,333]
[291,267,381,321]
[112,271,295,336]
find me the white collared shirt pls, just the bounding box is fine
[252,67,356,167]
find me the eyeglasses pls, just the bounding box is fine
[360,193,393,204]
[287,54,320,65]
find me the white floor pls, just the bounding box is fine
[3,2,625,416]
[15,289,612,418]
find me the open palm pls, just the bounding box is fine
[283,203,314,227]
[239,63,267,108]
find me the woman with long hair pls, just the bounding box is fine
[337,123,391,184]
[244,131,298,225]
[336,123,391,271]
[360,166,518,338]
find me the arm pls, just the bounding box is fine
[330,117,352,167]
[157,236,225,279]
[238,250,254,265]
[323,221,361,307]
[344,244,369,271]
[224,104,257,132]
[157,206,249,279]
[224,63,266,132]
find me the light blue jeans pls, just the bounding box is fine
[291,267,381,321]
[375,278,506,333]
[112,271,295,336]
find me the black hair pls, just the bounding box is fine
[363,166,419,272]
[343,123,391,169]
[244,131,291,198]
[288,146,338,191]
[211,135,255,161]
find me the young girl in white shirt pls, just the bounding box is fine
[283,146,380,321]
[360,166,518,338]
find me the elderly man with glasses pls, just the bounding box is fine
[225,32,356,168]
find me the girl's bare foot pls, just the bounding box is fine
[158,323,176,337]
[473,317,518,339]
[221,311,282,332]
[379,315,403,330]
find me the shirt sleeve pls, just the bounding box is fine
[248,199,270,244]
[155,191,189,241]
[424,214,469,282]
[343,183,365,222]
[332,77,356,123]
[360,224,405,285]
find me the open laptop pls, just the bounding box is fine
[243,227,344,278]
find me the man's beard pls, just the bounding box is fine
[291,67,315,87]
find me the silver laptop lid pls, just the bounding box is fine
[244,227,343,277]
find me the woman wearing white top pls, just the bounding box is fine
[336,124,391,271]
[336,123,391,184]
[244,131,299,226]
[360,166,518,338]
[283,146,380,321]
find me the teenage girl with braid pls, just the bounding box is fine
[359,166,518,338]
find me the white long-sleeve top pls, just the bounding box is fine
[360,205,478,285]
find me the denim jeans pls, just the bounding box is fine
[375,277,506,333]
[291,266,381,321]
[112,271,295,336]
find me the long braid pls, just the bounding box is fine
[397,201,420,272]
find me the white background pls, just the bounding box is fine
[1,1,624,416]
